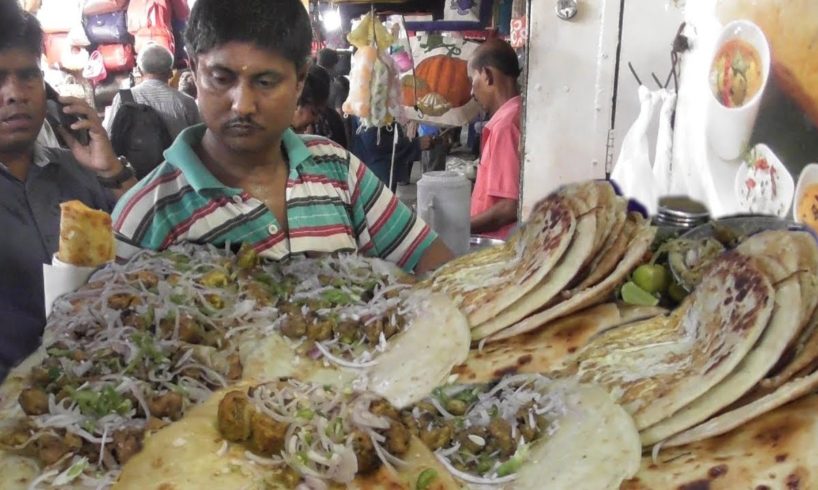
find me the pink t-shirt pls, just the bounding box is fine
[470,96,522,240]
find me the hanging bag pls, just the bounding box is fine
[83,10,130,44]
[82,50,108,85]
[133,2,175,54]
[98,44,135,73]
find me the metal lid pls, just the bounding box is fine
[657,196,710,220]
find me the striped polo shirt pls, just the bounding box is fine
[112,125,437,272]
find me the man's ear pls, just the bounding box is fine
[484,67,496,87]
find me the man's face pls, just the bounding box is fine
[0,48,45,154]
[469,67,491,112]
[192,42,304,153]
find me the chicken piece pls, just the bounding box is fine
[363,319,384,344]
[146,417,169,432]
[350,430,380,474]
[147,392,184,420]
[306,320,333,342]
[280,316,307,339]
[236,244,259,270]
[370,398,400,422]
[243,282,272,306]
[121,309,149,330]
[36,433,73,466]
[384,420,411,456]
[419,423,453,451]
[218,391,255,442]
[332,320,359,343]
[204,293,225,310]
[459,426,489,453]
[128,271,159,289]
[178,315,205,344]
[107,293,141,310]
[199,270,230,288]
[111,428,143,464]
[487,418,514,456]
[18,388,49,415]
[29,366,52,386]
[444,399,468,416]
[248,412,288,457]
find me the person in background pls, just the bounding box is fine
[351,121,432,192]
[0,3,136,379]
[177,68,197,100]
[112,0,452,277]
[103,44,200,138]
[293,65,348,148]
[468,38,522,240]
[316,47,339,74]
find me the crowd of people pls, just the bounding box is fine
[0,0,524,380]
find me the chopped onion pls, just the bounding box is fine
[434,453,518,485]
[313,342,378,369]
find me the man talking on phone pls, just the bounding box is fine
[0,3,137,380]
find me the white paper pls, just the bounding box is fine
[43,254,96,318]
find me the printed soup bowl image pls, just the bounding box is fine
[706,20,771,161]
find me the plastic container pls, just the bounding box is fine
[417,171,471,256]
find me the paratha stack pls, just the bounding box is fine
[556,230,818,487]
[423,181,656,342]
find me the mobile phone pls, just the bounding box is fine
[44,83,90,146]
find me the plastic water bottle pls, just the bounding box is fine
[416,171,471,256]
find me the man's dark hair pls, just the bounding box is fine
[329,76,349,110]
[469,38,521,79]
[298,65,331,108]
[185,0,313,72]
[0,1,43,56]
[317,48,339,71]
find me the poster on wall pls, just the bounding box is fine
[616,0,818,230]
[400,32,482,127]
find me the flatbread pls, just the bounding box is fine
[57,200,114,267]
[514,381,641,490]
[114,387,461,490]
[763,304,818,389]
[572,251,775,429]
[488,223,656,342]
[640,255,802,445]
[622,394,818,490]
[662,367,818,448]
[574,205,631,290]
[423,194,576,327]
[452,304,665,384]
[365,292,471,408]
[470,205,597,340]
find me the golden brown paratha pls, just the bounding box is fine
[452,304,665,384]
[623,394,818,489]
[423,194,576,327]
[57,200,114,267]
[641,255,802,445]
[572,251,774,430]
[488,221,656,342]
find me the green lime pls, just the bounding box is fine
[632,264,670,294]
[668,281,688,303]
[621,281,660,307]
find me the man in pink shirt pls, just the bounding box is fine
[468,39,522,240]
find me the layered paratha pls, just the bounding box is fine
[451,304,665,384]
[488,221,656,342]
[572,251,774,429]
[623,394,818,489]
[422,194,576,327]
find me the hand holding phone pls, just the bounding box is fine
[44,83,90,146]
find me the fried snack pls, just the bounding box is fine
[57,200,114,267]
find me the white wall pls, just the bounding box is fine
[520,0,620,218]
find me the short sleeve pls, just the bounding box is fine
[346,152,437,272]
[484,123,521,200]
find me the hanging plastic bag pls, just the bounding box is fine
[653,90,677,195]
[611,85,661,214]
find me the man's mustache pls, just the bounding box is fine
[224,118,264,129]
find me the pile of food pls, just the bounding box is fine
[6,180,818,489]
[423,181,657,342]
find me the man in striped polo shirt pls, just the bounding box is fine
[112,0,453,274]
